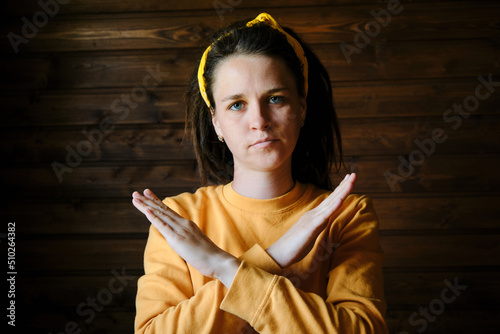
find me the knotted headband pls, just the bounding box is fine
[197,13,309,109]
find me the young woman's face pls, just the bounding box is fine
[211,54,306,175]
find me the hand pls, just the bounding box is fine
[132,189,240,288]
[266,173,357,268]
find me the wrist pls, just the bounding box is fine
[266,243,285,267]
[214,255,241,288]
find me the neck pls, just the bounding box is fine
[231,163,295,199]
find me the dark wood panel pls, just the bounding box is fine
[381,234,500,268]
[8,194,499,234]
[386,310,500,334]
[2,162,201,199]
[1,87,187,126]
[372,195,500,231]
[384,271,500,310]
[2,40,499,90]
[2,154,498,198]
[10,201,149,235]
[2,79,499,127]
[332,79,500,119]
[16,234,500,271]
[2,0,378,15]
[2,3,499,52]
[339,115,500,156]
[2,116,498,163]
[342,153,500,194]
[0,125,196,163]
[19,275,139,309]
[18,310,135,334]
[18,239,147,271]
[1,1,498,332]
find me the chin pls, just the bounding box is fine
[249,153,291,172]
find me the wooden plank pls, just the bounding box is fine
[332,79,500,119]
[17,239,147,271]
[2,154,498,198]
[8,201,150,235]
[2,79,499,127]
[2,0,381,15]
[2,3,499,52]
[18,274,138,309]
[384,271,500,310]
[1,115,498,163]
[17,310,135,334]
[16,234,500,271]
[372,195,500,231]
[2,40,499,90]
[340,153,500,194]
[8,195,499,235]
[381,234,500,268]
[339,115,500,156]
[0,125,197,163]
[386,310,500,334]
[1,87,187,126]
[2,162,201,199]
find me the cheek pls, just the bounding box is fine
[277,110,302,132]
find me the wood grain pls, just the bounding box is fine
[2,3,499,52]
[2,1,499,332]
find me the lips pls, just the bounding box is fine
[251,138,278,148]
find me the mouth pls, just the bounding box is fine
[251,138,279,148]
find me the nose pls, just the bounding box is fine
[249,102,271,131]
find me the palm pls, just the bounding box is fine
[267,173,356,268]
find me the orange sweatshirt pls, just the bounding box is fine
[135,182,388,333]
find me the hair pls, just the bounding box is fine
[185,18,343,190]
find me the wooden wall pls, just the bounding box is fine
[1,0,499,333]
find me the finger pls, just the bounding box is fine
[314,173,357,215]
[144,208,176,234]
[134,190,168,213]
[143,188,161,201]
[132,197,154,216]
[132,196,169,220]
[331,173,356,199]
[134,194,186,228]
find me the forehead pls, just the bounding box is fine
[212,54,297,98]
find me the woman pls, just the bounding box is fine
[133,13,388,333]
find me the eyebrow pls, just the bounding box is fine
[221,87,289,102]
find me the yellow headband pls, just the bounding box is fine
[197,13,309,109]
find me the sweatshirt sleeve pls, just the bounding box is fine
[134,223,225,333]
[134,221,281,333]
[219,195,388,334]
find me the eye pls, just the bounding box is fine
[269,96,285,104]
[229,101,244,111]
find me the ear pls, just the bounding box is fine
[211,108,222,137]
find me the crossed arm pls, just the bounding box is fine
[132,173,356,289]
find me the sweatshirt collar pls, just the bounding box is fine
[222,181,309,214]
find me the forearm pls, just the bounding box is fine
[135,278,228,334]
[220,261,387,334]
[213,254,241,288]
